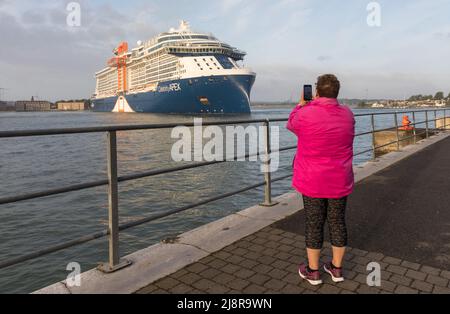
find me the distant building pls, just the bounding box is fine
[0,101,15,111]
[56,101,89,111]
[15,100,52,112]
[434,100,446,107]
[371,102,385,108]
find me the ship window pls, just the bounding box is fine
[215,55,234,69]
[191,35,210,40]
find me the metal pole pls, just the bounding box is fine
[98,131,131,273]
[434,110,437,130]
[412,111,417,144]
[425,111,429,138]
[260,120,278,207]
[371,114,376,159]
[394,112,400,151]
[445,109,448,130]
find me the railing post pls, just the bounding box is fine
[412,111,417,144]
[260,120,278,207]
[434,110,438,130]
[445,109,448,130]
[371,114,376,159]
[394,112,400,151]
[98,131,131,273]
[425,111,429,138]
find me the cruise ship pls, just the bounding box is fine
[92,21,256,114]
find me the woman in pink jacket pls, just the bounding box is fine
[287,74,355,286]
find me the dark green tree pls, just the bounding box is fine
[408,95,422,101]
[434,92,444,100]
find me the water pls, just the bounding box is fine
[0,108,441,293]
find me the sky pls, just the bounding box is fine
[0,0,450,102]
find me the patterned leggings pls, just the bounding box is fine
[303,195,348,250]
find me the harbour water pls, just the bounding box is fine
[0,108,438,293]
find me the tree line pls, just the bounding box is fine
[408,92,449,101]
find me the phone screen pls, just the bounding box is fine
[303,85,313,101]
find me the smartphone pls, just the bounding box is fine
[303,85,313,101]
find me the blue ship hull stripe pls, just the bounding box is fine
[92,74,255,114]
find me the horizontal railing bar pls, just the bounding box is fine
[355,118,441,138]
[0,230,108,270]
[356,126,398,137]
[374,139,403,151]
[354,147,374,157]
[0,145,296,206]
[397,131,428,143]
[270,109,445,119]
[278,145,297,152]
[354,109,445,117]
[118,181,267,231]
[408,119,428,127]
[270,174,293,182]
[1,109,447,139]
[0,119,271,138]
[0,174,292,270]
[118,145,289,183]
[0,180,109,205]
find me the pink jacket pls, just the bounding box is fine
[287,97,355,199]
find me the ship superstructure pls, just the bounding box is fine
[92,21,256,114]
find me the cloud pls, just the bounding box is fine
[317,55,332,62]
[251,63,443,101]
[434,31,450,39]
[0,1,160,101]
[1,0,449,101]
[220,0,245,14]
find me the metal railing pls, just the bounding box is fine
[0,109,449,273]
